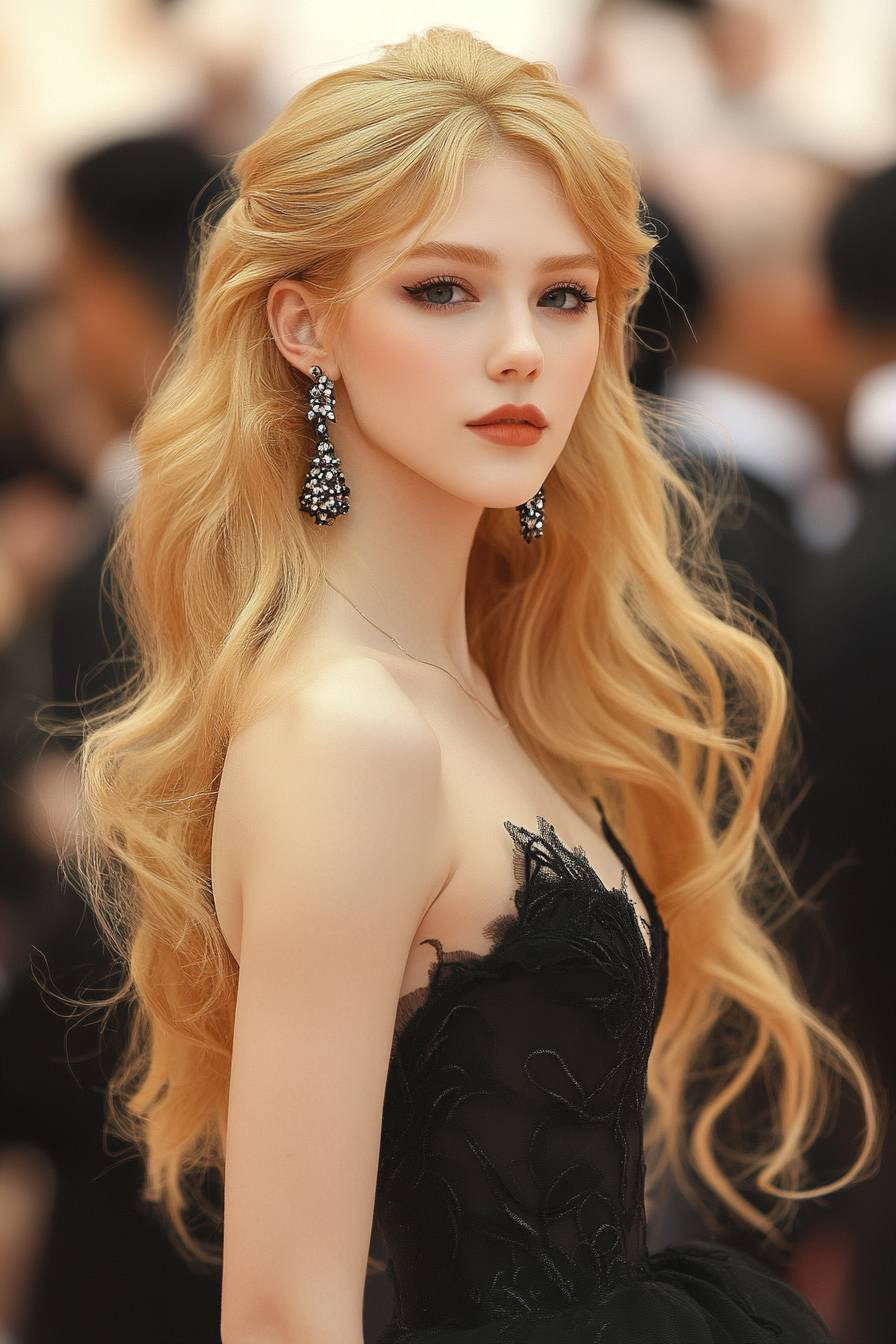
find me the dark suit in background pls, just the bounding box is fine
[0,134,226,1344]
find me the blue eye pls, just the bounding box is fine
[540,282,595,312]
[402,275,596,314]
[404,277,463,308]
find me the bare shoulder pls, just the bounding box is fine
[218,652,444,822]
[212,653,450,961]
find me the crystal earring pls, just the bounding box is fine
[516,486,545,543]
[299,364,351,526]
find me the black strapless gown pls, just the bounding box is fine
[373,798,832,1342]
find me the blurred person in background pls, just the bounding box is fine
[620,143,886,1305]
[0,304,89,1343]
[629,146,896,1336]
[0,133,227,1344]
[49,132,229,725]
[576,0,789,165]
[0,295,87,977]
[620,172,832,1262]
[780,160,896,1343]
[647,136,856,660]
[791,160,896,1091]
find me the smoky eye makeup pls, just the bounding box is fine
[401,274,597,314]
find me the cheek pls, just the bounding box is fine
[563,323,600,402]
[347,298,461,388]
[340,300,465,440]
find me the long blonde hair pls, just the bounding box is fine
[54,25,881,1268]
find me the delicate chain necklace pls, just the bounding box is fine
[324,578,510,728]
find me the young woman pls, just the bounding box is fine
[68,25,879,1343]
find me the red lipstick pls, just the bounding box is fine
[466,402,547,446]
[466,403,547,428]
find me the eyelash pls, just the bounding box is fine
[402,274,596,315]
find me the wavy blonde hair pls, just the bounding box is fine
[54,25,881,1269]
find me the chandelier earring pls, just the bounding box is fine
[516,485,546,543]
[298,364,351,526]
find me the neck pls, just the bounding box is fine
[318,429,484,682]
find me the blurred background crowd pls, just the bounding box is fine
[1,1,895,1340]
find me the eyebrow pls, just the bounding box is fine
[403,241,600,273]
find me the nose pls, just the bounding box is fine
[486,341,543,381]
[485,297,544,381]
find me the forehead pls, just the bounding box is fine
[355,151,594,282]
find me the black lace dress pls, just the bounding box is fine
[373,798,833,1342]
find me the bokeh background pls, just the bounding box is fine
[2,2,896,1341]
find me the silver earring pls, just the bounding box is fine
[516,486,545,543]
[299,365,351,526]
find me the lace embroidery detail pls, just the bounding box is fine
[393,803,663,1046]
[374,802,829,1341]
[378,809,665,1331]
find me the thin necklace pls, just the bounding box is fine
[324,577,510,728]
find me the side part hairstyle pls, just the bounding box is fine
[57,25,880,1266]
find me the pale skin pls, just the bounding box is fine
[213,148,652,1343]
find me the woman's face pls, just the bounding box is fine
[272,149,601,510]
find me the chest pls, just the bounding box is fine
[397,720,653,1004]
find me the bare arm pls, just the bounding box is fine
[217,657,447,1343]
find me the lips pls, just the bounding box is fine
[467,403,547,428]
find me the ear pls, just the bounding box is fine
[266,278,340,382]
